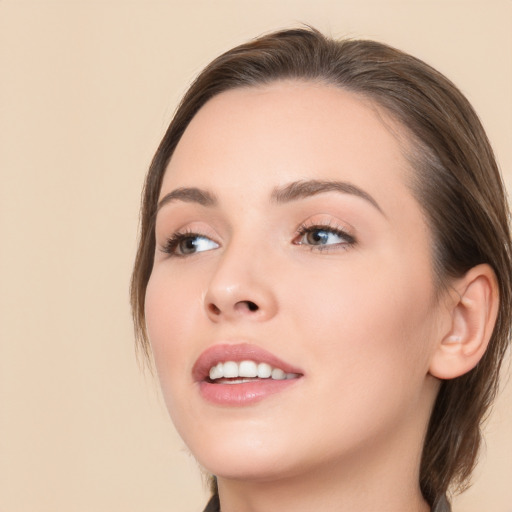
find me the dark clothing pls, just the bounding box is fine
[203,494,220,512]
[433,495,452,512]
[202,493,452,511]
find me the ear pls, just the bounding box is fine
[429,264,499,380]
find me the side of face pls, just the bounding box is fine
[144,81,448,482]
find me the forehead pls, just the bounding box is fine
[162,81,414,211]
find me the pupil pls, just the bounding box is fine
[182,237,196,253]
[309,230,327,244]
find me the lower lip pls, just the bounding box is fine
[198,378,301,406]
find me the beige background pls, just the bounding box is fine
[1,1,511,511]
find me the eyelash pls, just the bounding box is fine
[294,223,356,251]
[161,229,217,257]
[160,223,356,258]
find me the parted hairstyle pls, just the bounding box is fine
[131,27,512,508]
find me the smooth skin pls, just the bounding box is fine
[145,81,498,512]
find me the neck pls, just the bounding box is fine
[217,466,429,512]
[216,410,432,512]
[218,457,429,512]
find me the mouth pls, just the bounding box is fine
[193,343,303,405]
[208,360,300,383]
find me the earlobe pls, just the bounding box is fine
[429,264,499,380]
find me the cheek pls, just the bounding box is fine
[144,267,204,389]
[300,275,435,436]
[290,255,436,383]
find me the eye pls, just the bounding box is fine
[162,232,219,257]
[294,225,355,250]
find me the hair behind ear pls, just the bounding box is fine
[421,264,508,503]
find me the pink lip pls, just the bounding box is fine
[193,343,304,406]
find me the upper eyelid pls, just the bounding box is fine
[156,220,220,240]
[159,220,355,237]
[298,224,353,235]
[295,217,356,236]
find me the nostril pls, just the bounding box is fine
[234,300,259,313]
[208,304,221,315]
[246,301,259,312]
[207,300,260,316]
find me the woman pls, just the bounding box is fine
[131,28,511,511]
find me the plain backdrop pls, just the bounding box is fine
[1,1,511,511]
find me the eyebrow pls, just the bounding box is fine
[271,179,384,215]
[156,179,384,216]
[157,187,217,211]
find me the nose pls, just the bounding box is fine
[203,242,278,323]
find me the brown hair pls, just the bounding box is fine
[131,27,512,507]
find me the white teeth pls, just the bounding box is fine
[209,362,223,380]
[257,362,272,378]
[222,378,255,384]
[271,368,286,380]
[208,360,298,382]
[239,360,258,378]
[223,361,239,378]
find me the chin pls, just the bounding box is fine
[200,453,296,483]
[180,424,297,481]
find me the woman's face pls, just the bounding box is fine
[145,82,444,482]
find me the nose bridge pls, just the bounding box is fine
[204,232,278,322]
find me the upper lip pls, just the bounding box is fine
[192,343,304,381]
